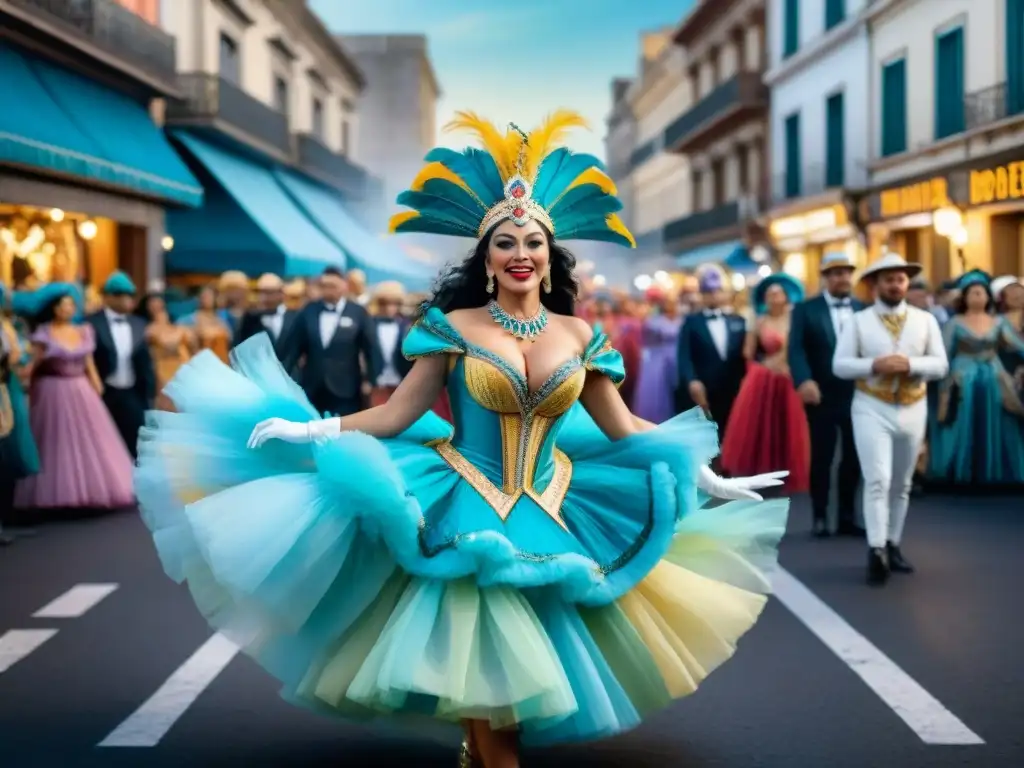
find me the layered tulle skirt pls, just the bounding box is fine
[721,362,810,493]
[135,339,787,745]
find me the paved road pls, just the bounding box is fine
[0,493,1020,768]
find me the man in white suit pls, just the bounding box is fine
[832,253,948,585]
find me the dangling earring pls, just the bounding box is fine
[542,269,552,294]
[486,272,495,294]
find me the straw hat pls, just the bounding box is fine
[820,251,857,273]
[372,281,406,302]
[218,270,248,291]
[255,273,284,291]
[858,253,922,281]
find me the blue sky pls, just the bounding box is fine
[310,0,695,159]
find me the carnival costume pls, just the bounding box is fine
[136,112,788,746]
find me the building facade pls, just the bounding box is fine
[863,0,1024,282]
[337,34,440,229]
[157,0,429,285]
[661,0,769,277]
[0,0,200,291]
[763,0,872,292]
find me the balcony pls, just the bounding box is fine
[771,163,844,205]
[295,133,372,200]
[663,201,741,244]
[965,82,1024,131]
[165,73,292,159]
[4,0,178,94]
[663,72,767,153]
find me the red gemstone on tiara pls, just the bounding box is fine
[513,207,526,217]
[511,186,525,198]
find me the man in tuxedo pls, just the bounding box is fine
[281,266,380,416]
[238,273,297,356]
[676,265,748,445]
[87,271,155,458]
[788,252,865,537]
[368,281,413,406]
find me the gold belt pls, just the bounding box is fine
[856,379,926,406]
[432,440,572,531]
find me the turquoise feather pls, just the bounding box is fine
[394,216,475,238]
[424,147,504,202]
[418,178,487,216]
[396,191,480,231]
[533,150,606,205]
[559,225,633,246]
[549,185,623,218]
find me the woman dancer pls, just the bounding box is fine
[14,284,134,512]
[721,274,809,491]
[632,287,682,423]
[136,112,788,767]
[930,270,1024,484]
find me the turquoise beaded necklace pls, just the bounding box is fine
[487,299,548,342]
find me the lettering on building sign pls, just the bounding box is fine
[969,162,1024,205]
[879,178,949,218]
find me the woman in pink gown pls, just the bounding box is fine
[14,285,134,511]
[721,274,810,492]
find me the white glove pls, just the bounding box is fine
[697,465,788,501]
[247,417,341,449]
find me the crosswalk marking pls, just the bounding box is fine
[771,567,984,745]
[98,633,240,748]
[0,629,58,674]
[33,583,119,619]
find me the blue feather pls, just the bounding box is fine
[424,148,504,202]
[395,216,475,238]
[419,178,487,217]
[396,191,480,231]
[533,150,606,205]
[549,184,623,218]
[558,225,634,246]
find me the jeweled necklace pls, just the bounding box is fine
[487,299,548,342]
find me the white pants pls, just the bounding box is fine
[851,393,927,548]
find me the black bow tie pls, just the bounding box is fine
[322,304,338,313]
[111,317,127,324]
[377,317,398,325]
[705,310,722,319]
[833,299,851,308]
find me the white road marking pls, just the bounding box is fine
[0,629,58,674]
[772,567,984,745]
[32,583,119,618]
[98,633,240,747]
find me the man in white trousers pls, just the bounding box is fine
[832,253,948,585]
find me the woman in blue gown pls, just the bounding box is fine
[929,270,1024,484]
[136,111,789,767]
[0,283,40,517]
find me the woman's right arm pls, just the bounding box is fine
[337,354,447,437]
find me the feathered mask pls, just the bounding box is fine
[388,110,636,248]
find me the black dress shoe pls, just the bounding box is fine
[887,542,914,573]
[812,519,830,538]
[867,547,890,585]
[837,521,865,537]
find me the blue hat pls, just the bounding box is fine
[697,264,726,293]
[753,273,804,314]
[103,270,136,295]
[11,282,80,319]
[956,269,991,291]
[820,251,856,273]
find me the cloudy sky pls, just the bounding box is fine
[309,0,695,159]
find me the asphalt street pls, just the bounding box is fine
[0,492,1020,768]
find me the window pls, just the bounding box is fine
[1010,0,1024,115]
[825,0,845,31]
[691,170,704,211]
[312,97,324,139]
[219,32,240,85]
[934,27,965,139]
[881,58,907,156]
[784,111,801,198]
[737,143,750,194]
[826,92,845,187]
[711,158,725,207]
[783,0,799,58]
[341,121,350,155]
[273,76,289,115]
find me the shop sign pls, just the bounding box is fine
[878,177,949,218]
[769,206,844,240]
[969,161,1024,205]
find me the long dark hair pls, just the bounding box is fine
[420,225,579,317]
[955,283,994,315]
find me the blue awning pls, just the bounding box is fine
[676,240,756,270]
[274,169,434,289]
[0,43,202,207]
[166,132,347,277]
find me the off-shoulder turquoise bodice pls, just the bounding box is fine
[402,307,624,531]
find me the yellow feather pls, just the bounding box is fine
[565,167,617,195]
[388,210,420,233]
[524,109,589,180]
[410,162,474,196]
[443,111,518,180]
[605,214,636,248]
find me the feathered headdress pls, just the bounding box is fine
[388,110,636,248]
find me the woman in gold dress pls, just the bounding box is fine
[139,293,193,410]
[181,285,231,364]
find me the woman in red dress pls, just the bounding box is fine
[721,273,810,492]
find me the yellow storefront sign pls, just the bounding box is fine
[879,178,949,218]
[970,161,1024,205]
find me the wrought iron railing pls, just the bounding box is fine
[663,201,741,243]
[663,72,767,150]
[8,0,177,87]
[965,82,1024,130]
[771,162,839,204]
[166,73,292,156]
[295,132,370,199]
